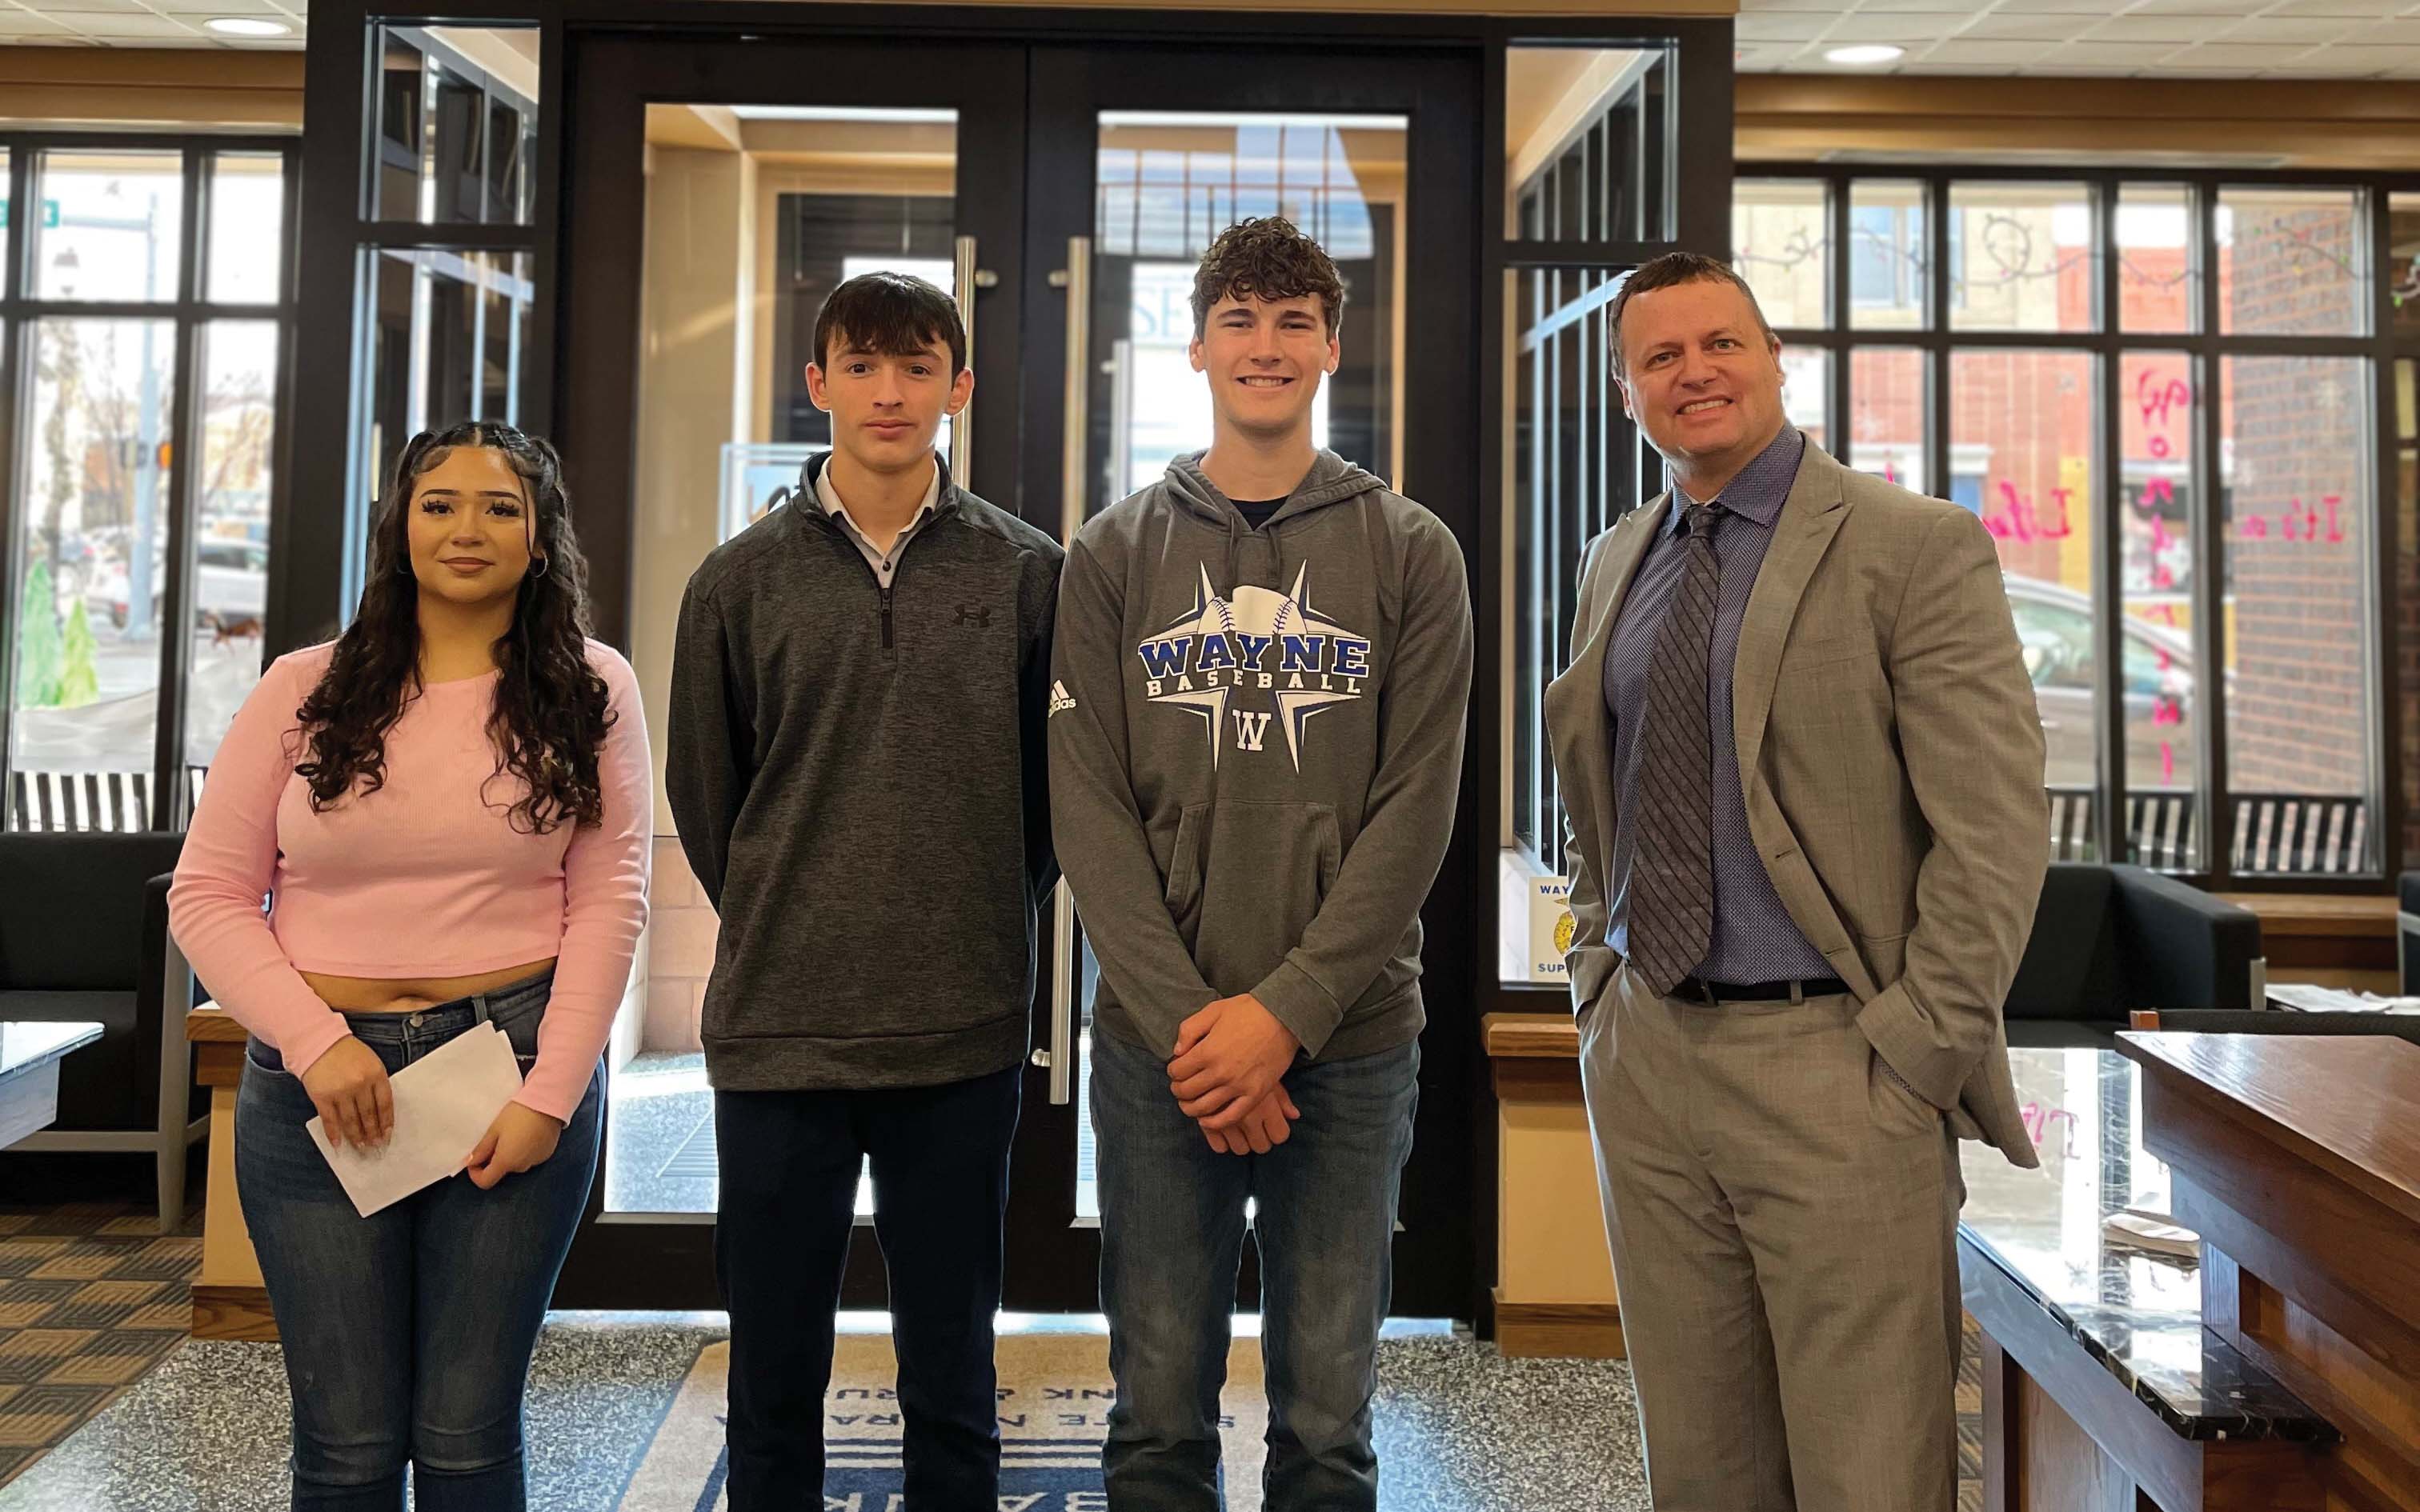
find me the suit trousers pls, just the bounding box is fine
[1579,963,1965,1512]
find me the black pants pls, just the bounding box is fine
[714,1066,1022,1511]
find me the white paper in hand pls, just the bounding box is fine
[307,1022,525,1217]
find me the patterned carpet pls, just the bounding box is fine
[0,1201,200,1487]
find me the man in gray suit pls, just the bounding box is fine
[1545,250,2049,1511]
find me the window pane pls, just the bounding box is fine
[1732,178,1826,330]
[1952,350,2097,842]
[2222,355,2376,875]
[2394,196,2420,342]
[208,154,286,305]
[10,319,176,832]
[371,26,540,225]
[1781,346,1827,456]
[1849,179,1925,331]
[2398,359,2419,870]
[357,247,533,506]
[1949,181,2095,334]
[2119,353,2200,870]
[2118,184,2194,334]
[33,151,185,302]
[2218,188,2363,338]
[186,322,278,781]
[1504,46,1673,241]
[1849,346,1927,491]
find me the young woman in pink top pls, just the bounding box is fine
[169,421,650,1510]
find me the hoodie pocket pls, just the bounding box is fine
[1167,800,1343,997]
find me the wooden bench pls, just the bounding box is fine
[2217,890,2398,986]
[1483,1010,1623,1359]
[187,1005,275,1340]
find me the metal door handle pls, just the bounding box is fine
[949,234,996,490]
[1030,236,1094,1107]
[1035,882,1076,1105]
[1054,234,1092,547]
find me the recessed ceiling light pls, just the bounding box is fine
[1825,44,1905,66]
[203,17,291,37]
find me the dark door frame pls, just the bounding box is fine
[1012,39,1484,1319]
[546,28,1033,1309]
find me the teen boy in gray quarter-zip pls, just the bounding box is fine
[665,272,1063,1512]
[1050,218,1472,1512]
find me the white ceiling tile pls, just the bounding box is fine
[2214,17,2366,41]
[2038,40,2196,63]
[2342,42,2420,62]
[2123,0,2289,12]
[1737,14,1833,43]
[65,11,202,36]
[2161,41,2326,66]
[0,10,74,30]
[2084,14,2238,41]
[2258,0,2402,15]
[1958,14,2097,41]
[146,0,291,14]
[1917,38,2062,64]
[1819,12,1973,42]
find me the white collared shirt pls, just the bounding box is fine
[814,456,941,590]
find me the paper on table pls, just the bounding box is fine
[306,1022,525,1217]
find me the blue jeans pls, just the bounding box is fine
[1091,1026,1420,1512]
[234,971,603,1511]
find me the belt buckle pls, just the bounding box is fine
[1677,977,1718,1007]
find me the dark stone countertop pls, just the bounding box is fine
[1955,1044,2336,1444]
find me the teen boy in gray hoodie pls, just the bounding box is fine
[667,272,1063,1510]
[1049,218,1472,1511]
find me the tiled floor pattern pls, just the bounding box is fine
[0,1200,201,1489]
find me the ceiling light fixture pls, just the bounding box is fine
[203,17,292,37]
[1825,44,1905,66]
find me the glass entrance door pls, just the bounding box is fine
[548,32,1033,1310]
[543,30,1480,1319]
[1008,45,1482,1318]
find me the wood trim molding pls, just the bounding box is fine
[1492,1293,1625,1359]
[1482,1010,1581,1059]
[0,46,302,130]
[190,1283,278,1342]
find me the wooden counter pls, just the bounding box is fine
[186,1005,274,1340]
[2120,1031,2420,1512]
[1480,1010,1621,1359]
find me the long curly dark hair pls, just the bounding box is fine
[293,422,615,835]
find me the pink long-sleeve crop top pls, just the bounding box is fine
[169,641,651,1122]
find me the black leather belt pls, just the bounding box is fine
[1671,974,1847,1005]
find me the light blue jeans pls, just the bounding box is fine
[1091,1025,1420,1512]
[234,971,602,1511]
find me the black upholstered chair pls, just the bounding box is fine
[0,833,202,1230]
[2001,863,2264,1047]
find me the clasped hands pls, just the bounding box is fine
[298,1034,563,1188]
[1168,993,1301,1154]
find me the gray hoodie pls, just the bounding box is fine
[1049,450,1472,1064]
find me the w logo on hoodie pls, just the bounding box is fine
[1133,562,1372,771]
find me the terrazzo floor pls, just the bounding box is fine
[0,1314,1657,1510]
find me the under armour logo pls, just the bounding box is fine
[1232,710,1271,751]
[954,604,992,627]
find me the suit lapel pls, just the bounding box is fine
[1734,449,1849,787]
[1731,446,1874,996]
[1549,494,1668,885]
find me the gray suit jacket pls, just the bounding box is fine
[1545,442,2046,1170]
